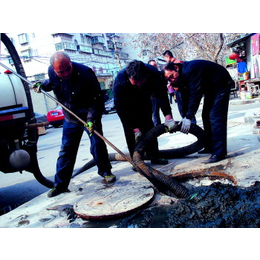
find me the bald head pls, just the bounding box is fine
[50,51,73,80]
[50,51,71,66]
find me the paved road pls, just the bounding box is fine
[0,99,259,215]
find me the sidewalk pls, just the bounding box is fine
[0,97,260,228]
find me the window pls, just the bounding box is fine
[78,45,92,53]
[93,48,108,56]
[18,33,28,45]
[80,34,85,43]
[21,50,31,61]
[55,42,77,51]
[92,36,105,44]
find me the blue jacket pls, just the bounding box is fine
[42,62,104,124]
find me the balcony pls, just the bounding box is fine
[55,42,77,51]
[91,36,105,45]
[93,48,109,57]
[78,45,93,54]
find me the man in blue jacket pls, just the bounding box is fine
[113,60,175,166]
[34,51,115,197]
[164,60,234,163]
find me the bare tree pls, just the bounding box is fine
[124,33,243,65]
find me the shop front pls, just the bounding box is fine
[226,33,260,99]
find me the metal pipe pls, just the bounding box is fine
[0,61,135,167]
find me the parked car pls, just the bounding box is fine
[47,105,64,128]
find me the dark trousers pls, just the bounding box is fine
[202,86,231,157]
[54,119,112,189]
[176,90,197,124]
[151,98,161,126]
[121,117,159,158]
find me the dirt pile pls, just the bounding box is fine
[117,181,260,228]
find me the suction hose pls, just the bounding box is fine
[133,123,200,198]
[73,123,205,198]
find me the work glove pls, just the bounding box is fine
[85,121,95,136]
[164,119,175,132]
[133,128,142,144]
[33,82,42,93]
[179,117,191,134]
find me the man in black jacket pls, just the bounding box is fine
[113,60,175,165]
[34,51,115,197]
[164,60,233,163]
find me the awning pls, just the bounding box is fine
[226,33,255,47]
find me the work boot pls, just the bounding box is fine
[151,157,168,165]
[205,155,225,164]
[132,166,138,172]
[47,187,70,198]
[104,174,116,183]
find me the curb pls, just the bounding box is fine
[229,97,260,106]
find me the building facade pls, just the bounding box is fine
[1,33,130,113]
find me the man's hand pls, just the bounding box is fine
[85,121,94,135]
[133,128,142,144]
[33,82,42,93]
[179,117,191,134]
[164,114,175,132]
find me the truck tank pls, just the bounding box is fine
[0,33,53,188]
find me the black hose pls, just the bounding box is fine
[73,123,205,198]
[1,33,54,188]
[133,124,190,198]
[158,122,205,158]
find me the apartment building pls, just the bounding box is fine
[1,33,130,113]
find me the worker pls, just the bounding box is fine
[162,50,197,124]
[113,60,175,166]
[34,51,115,197]
[163,60,234,164]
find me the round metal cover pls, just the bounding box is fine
[74,183,154,220]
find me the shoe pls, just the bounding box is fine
[205,155,225,164]
[47,187,70,198]
[132,166,138,172]
[104,174,116,183]
[151,158,168,165]
[198,148,212,154]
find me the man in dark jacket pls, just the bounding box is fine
[164,60,233,163]
[34,51,115,197]
[113,60,175,165]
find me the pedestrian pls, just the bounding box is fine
[113,60,175,166]
[167,83,175,104]
[148,59,161,126]
[34,51,115,197]
[163,50,183,64]
[164,60,234,163]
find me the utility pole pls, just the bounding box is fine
[111,34,122,70]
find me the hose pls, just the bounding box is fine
[73,123,205,199]
[133,124,190,198]
[1,33,54,188]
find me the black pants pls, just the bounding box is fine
[202,85,231,157]
[121,117,159,158]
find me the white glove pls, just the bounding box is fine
[164,119,175,132]
[179,117,191,134]
[133,128,142,144]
